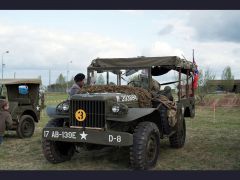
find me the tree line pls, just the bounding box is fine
[47,66,236,95]
[47,73,106,92]
[197,65,236,103]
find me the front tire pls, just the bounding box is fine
[130,122,160,170]
[169,112,186,148]
[16,115,35,138]
[42,119,75,163]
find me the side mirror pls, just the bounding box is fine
[19,85,29,95]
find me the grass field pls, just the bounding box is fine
[0,93,239,170]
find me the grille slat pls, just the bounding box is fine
[100,102,103,126]
[70,99,105,128]
[98,101,100,128]
[93,102,95,127]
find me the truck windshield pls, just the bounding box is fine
[89,68,150,89]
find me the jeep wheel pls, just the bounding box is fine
[130,122,160,170]
[16,115,35,138]
[42,119,75,163]
[169,112,186,148]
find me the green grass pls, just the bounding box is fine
[44,92,68,106]
[155,106,240,170]
[0,93,239,170]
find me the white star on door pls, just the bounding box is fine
[80,131,88,140]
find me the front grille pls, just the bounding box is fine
[70,99,106,128]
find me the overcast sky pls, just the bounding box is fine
[0,10,240,86]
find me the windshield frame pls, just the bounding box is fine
[87,66,153,90]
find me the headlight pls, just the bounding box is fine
[62,103,69,111]
[112,104,120,113]
[112,103,128,114]
[57,101,69,112]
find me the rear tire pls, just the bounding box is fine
[159,104,171,135]
[169,112,186,148]
[130,121,160,170]
[42,119,75,163]
[16,115,35,138]
[190,105,195,118]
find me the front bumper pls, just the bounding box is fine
[42,127,133,146]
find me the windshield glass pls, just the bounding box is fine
[89,68,150,90]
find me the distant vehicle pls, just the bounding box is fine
[42,56,195,169]
[0,79,42,138]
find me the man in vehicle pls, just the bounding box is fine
[68,73,85,96]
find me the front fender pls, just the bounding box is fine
[107,108,159,122]
[46,106,69,119]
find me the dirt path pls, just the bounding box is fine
[200,94,240,107]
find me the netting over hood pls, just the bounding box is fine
[80,85,152,108]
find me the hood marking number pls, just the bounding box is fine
[75,109,86,122]
[121,95,138,102]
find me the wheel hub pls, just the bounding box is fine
[146,134,157,162]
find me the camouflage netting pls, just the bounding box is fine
[155,95,177,127]
[80,85,152,107]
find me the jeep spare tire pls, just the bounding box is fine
[17,115,35,138]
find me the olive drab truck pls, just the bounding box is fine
[41,56,195,169]
[0,79,42,138]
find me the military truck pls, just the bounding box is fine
[42,56,195,169]
[0,79,42,138]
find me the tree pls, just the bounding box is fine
[68,76,75,87]
[197,68,216,103]
[96,74,105,85]
[204,68,216,93]
[221,66,234,92]
[56,73,66,85]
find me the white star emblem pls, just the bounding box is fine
[80,131,88,140]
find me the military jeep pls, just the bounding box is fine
[42,56,195,169]
[0,79,41,138]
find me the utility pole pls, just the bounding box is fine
[49,69,51,86]
[66,61,72,91]
[1,51,9,95]
[1,51,9,81]
[193,49,195,64]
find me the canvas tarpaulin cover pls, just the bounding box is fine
[88,56,194,75]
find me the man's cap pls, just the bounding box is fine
[74,73,85,82]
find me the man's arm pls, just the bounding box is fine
[5,114,13,129]
[69,87,81,96]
